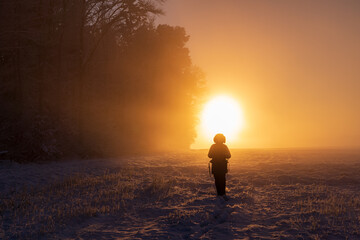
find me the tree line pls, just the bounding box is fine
[0,0,205,161]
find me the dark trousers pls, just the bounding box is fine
[214,173,226,196]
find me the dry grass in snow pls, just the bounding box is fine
[1,149,360,239]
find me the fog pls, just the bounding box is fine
[2,1,360,162]
[158,0,360,148]
[0,1,204,161]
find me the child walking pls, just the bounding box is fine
[208,133,231,199]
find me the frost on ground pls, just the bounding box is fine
[1,149,360,239]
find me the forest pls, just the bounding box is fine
[0,0,205,161]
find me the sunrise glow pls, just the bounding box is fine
[200,95,244,142]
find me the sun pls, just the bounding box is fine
[201,95,244,141]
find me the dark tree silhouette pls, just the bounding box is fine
[0,0,205,161]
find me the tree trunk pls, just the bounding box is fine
[78,0,86,146]
[55,0,67,121]
[37,0,45,114]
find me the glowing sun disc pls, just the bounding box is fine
[201,95,244,140]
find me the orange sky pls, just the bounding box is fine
[157,0,360,149]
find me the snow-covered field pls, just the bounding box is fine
[1,149,360,239]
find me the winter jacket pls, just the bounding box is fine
[208,143,231,174]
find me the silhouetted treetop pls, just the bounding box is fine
[0,0,204,161]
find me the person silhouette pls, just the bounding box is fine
[208,133,231,199]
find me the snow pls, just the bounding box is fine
[1,149,360,239]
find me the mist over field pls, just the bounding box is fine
[159,0,360,149]
[1,0,360,239]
